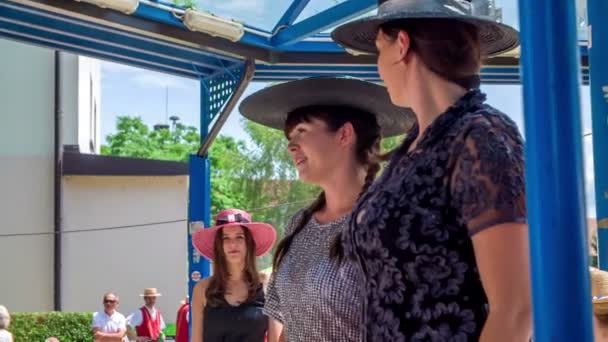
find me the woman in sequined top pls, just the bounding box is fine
[332,0,533,341]
[239,77,413,341]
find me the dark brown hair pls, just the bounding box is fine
[205,225,260,306]
[272,105,383,269]
[381,18,482,89]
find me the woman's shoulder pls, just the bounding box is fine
[284,208,307,236]
[194,277,212,293]
[464,104,522,136]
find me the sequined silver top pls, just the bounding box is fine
[264,210,363,341]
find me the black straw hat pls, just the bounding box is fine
[239,77,415,137]
[332,0,519,57]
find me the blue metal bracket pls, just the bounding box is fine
[200,64,246,128]
[270,0,376,47]
[587,0,608,270]
[518,0,593,340]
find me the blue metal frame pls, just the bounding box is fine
[518,0,592,340]
[0,0,240,78]
[587,0,608,271]
[270,0,375,47]
[271,0,311,36]
[253,64,590,84]
[0,0,591,85]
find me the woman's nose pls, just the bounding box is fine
[288,141,299,153]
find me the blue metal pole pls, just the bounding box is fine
[518,0,593,341]
[186,80,213,341]
[587,0,608,271]
[187,155,211,295]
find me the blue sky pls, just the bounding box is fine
[99,0,597,216]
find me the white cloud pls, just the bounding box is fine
[101,60,191,90]
[196,0,272,27]
[208,0,265,15]
[131,72,191,90]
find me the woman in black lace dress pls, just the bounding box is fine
[332,1,532,341]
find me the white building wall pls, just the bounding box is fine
[61,175,189,322]
[0,38,185,320]
[0,37,55,312]
[61,53,101,154]
[77,56,101,154]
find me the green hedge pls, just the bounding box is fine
[10,312,92,342]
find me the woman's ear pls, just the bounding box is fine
[338,122,356,147]
[397,30,412,62]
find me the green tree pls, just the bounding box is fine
[208,135,250,213]
[382,134,406,152]
[102,116,198,161]
[172,0,196,9]
[101,116,249,212]
[102,116,317,269]
[101,116,401,269]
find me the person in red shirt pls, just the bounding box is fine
[175,297,189,342]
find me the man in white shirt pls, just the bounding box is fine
[92,293,128,342]
[127,288,166,342]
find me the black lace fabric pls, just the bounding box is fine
[344,89,527,341]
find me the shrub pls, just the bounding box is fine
[10,312,92,342]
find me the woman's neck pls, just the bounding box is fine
[316,163,366,223]
[406,64,468,138]
[227,263,245,281]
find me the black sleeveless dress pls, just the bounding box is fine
[203,286,267,342]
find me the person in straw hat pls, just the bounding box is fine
[239,77,413,342]
[127,288,165,341]
[190,208,277,342]
[330,0,532,340]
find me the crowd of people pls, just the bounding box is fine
[91,288,171,342]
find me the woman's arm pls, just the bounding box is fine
[264,271,286,342]
[450,120,532,341]
[267,318,285,342]
[191,279,209,342]
[472,223,532,342]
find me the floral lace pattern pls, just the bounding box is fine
[344,89,526,341]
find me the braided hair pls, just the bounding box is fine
[272,105,384,270]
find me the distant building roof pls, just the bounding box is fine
[62,145,188,176]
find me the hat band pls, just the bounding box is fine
[379,0,472,17]
[216,213,250,225]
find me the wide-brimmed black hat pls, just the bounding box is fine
[332,0,519,57]
[239,77,414,137]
